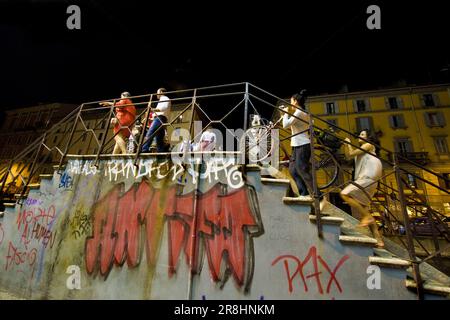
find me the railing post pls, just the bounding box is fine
[18,133,47,202]
[96,101,116,166]
[188,90,197,143]
[394,155,424,299]
[59,104,84,170]
[309,116,323,237]
[0,159,14,201]
[243,82,249,132]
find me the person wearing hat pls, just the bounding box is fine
[100,91,136,154]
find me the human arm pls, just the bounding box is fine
[344,138,374,159]
[282,108,308,129]
[99,101,114,107]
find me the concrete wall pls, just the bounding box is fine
[0,156,417,299]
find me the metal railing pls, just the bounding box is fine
[0,82,449,299]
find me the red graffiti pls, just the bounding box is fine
[165,185,262,290]
[85,179,262,290]
[271,246,349,295]
[0,223,4,245]
[5,241,37,271]
[16,206,57,249]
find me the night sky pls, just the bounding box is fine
[1,0,449,110]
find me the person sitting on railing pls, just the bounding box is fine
[281,90,314,201]
[341,129,384,247]
[141,88,171,153]
[100,91,136,155]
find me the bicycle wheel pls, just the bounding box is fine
[313,146,339,190]
[240,125,277,163]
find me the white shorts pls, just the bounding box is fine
[341,177,378,207]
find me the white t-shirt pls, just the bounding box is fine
[156,95,171,118]
[282,108,310,147]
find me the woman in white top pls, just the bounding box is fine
[282,91,313,200]
[341,129,384,247]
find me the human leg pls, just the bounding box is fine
[340,193,374,226]
[142,118,162,152]
[289,147,308,195]
[155,116,168,153]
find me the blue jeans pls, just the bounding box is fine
[289,144,312,196]
[289,144,323,199]
[141,116,167,152]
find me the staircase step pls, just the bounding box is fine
[405,279,450,296]
[28,183,41,190]
[246,164,261,171]
[39,174,53,179]
[309,215,344,225]
[369,256,411,269]
[339,235,378,247]
[283,196,313,204]
[260,178,290,185]
[4,202,16,208]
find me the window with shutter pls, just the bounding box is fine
[425,112,446,127]
[394,138,413,154]
[423,94,435,107]
[438,173,450,189]
[356,117,373,133]
[325,102,338,114]
[355,99,368,112]
[433,93,440,106]
[433,137,449,154]
[389,115,406,129]
[388,97,399,109]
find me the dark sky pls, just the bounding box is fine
[1,0,449,110]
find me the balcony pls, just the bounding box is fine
[388,152,429,166]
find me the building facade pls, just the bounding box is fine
[306,83,450,217]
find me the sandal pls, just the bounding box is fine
[375,241,385,248]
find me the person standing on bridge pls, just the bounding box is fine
[142,88,171,153]
[100,91,136,155]
[282,90,314,201]
[341,129,384,247]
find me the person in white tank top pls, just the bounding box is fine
[341,129,384,248]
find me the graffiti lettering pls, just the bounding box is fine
[70,208,91,239]
[271,247,349,295]
[59,172,74,189]
[16,205,57,249]
[5,241,37,271]
[68,158,243,187]
[24,198,44,206]
[85,180,262,290]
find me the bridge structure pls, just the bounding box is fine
[0,83,449,299]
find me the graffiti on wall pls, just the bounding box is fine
[0,222,4,246]
[69,207,91,239]
[16,205,58,249]
[67,158,244,188]
[271,246,349,296]
[84,178,263,291]
[59,172,74,189]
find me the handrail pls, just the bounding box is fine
[1,82,449,299]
